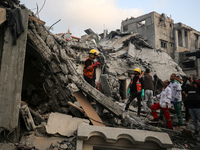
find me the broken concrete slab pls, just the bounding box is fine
[127,42,136,58]
[0,143,17,150]
[20,134,71,150]
[46,112,89,137]
[100,74,112,96]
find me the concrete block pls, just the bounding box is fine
[127,42,136,58]
[46,112,89,136]
[100,74,111,96]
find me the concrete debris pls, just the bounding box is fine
[20,105,36,131]
[1,1,200,150]
[46,113,89,137]
[20,133,75,150]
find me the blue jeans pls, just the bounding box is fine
[189,108,200,132]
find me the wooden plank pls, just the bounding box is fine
[29,16,45,25]
[0,8,6,25]
[68,102,85,113]
[0,8,29,131]
[73,91,105,127]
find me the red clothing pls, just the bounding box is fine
[151,103,173,128]
[83,58,94,79]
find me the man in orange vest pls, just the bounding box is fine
[83,49,100,88]
[125,68,144,116]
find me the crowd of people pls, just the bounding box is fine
[83,49,200,135]
[126,67,200,134]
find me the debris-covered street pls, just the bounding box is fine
[1,0,200,150]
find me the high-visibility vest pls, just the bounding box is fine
[136,79,142,92]
[131,77,142,92]
[83,58,94,79]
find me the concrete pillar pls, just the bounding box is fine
[182,29,185,48]
[174,29,179,64]
[0,8,29,132]
[197,58,200,77]
[185,30,189,49]
[174,29,179,52]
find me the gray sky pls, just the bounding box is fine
[20,0,200,37]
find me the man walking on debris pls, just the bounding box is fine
[151,80,173,129]
[83,49,100,88]
[142,68,154,113]
[169,73,183,126]
[125,68,144,116]
[83,49,100,102]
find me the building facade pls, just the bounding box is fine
[121,11,200,77]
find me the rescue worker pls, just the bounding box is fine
[125,68,144,116]
[142,68,154,112]
[151,80,173,129]
[185,78,200,135]
[83,49,100,88]
[169,73,183,126]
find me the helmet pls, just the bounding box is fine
[134,68,141,74]
[89,49,98,56]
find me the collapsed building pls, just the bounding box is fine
[0,1,200,150]
[121,12,200,77]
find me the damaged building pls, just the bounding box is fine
[121,12,200,77]
[0,0,200,150]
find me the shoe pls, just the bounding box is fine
[151,118,159,122]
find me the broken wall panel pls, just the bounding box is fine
[0,8,29,131]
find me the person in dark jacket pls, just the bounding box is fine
[185,78,200,135]
[125,68,144,116]
[182,76,190,122]
[142,68,154,112]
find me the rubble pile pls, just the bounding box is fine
[1,1,200,150]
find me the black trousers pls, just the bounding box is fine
[84,76,95,87]
[84,76,95,102]
[125,92,142,115]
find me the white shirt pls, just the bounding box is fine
[168,80,182,102]
[156,86,172,108]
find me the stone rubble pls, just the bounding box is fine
[0,1,200,150]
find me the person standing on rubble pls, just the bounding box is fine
[142,68,154,113]
[83,49,100,88]
[185,78,200,135]
[125,68,144,116]
[169,73,183,126]
[151,80,173,129]
[83,49,103,115]
[182,76,190,123]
